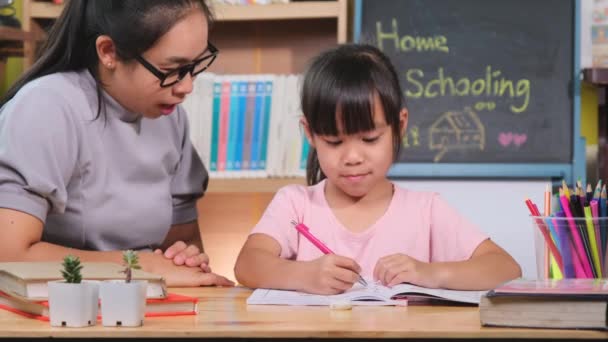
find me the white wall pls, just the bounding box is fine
[582,0,592,68]
[394,179,550,279]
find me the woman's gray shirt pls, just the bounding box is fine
[0,70,208,250]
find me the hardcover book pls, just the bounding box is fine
[0,262,166,300]
[480,278,608,330]
[0,291,198,321]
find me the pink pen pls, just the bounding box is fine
[291,220,367,287]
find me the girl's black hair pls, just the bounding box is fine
[301,44,405,185]
[0,0,214,115]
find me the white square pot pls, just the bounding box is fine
[47,280,99,327]
[99,280,147,327]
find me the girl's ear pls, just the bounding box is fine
[399,108,409,137]
[300,117,315,147]
[96,35,117,70]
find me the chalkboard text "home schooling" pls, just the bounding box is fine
[376,19,530,114]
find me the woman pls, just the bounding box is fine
[0,0,233,287]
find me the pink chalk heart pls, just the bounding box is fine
[513,134,527,147]
[498,132,513,147]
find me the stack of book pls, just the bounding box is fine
[0,262,198,321]
[480,278,608,330]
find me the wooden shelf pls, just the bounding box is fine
[30,1,62,19]
[583,68,608,85]
[23,0,347,69]
[0,26,38,42]
[214,2,342,21]
[206,177,306,193]
[30,1,343,21]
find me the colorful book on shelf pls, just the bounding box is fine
[234,80,248,172]
[242,79,256,172]
[247,279,485,306]
[250,79,265,172]
[217,79,231,172]
[258,79,273,171]
[0,291,197,321]
[226,81,239,171]
[209,80,222,172]
[480,278,608,330]
[0,262,166,300]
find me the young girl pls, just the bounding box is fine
[234,44,521,295]
[0,0,233,287]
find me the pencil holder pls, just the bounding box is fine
[531,216,608,279]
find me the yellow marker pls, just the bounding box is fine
[550,255,563,279]
[584,205,602,277]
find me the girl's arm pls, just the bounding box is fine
[375,239,521,290]
[234,233,311,290]
[235,233,361,294]
[0,208,232,287]
[434,239,521,290]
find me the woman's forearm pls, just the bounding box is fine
[19,241,126,265]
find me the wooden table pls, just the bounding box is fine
[0,287,605,340]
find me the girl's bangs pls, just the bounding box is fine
[309,79,377,136]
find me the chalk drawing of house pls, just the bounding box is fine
[429,108,485,162]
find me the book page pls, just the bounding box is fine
[246,279,403,306]
[388,283,485,304]
[246,278,485,306]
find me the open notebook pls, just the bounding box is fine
[247,279,486,306]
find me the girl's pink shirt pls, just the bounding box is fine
[250,180,488,278]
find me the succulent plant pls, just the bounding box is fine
[122,250,141,283]
[61,255,83,284]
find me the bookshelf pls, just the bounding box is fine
[22,1,348,72]
[207,177,306,193]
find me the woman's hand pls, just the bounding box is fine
[143,252,234,287]
[373,253,439,288]
[154,240,211,272]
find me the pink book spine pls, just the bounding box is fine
[218,80,231,172]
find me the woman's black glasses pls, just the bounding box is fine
[136,42,218,87]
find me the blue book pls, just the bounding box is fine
[242,81,257,171]
[226,81,240,171]
[259,80,273,170]
[251,80,265,171]
[209,81,222,172]
[234,81,248,171]
[300,136,310,171]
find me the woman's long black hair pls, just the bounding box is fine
[301,44,405,185]
[1,0,214,115]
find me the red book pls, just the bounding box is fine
[0,291,198,321]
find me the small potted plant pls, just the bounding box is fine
[99,250,148,327]
[47,255,99,327]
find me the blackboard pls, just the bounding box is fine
[354,0,583,180]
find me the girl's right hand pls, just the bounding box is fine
[302,254,361,295]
